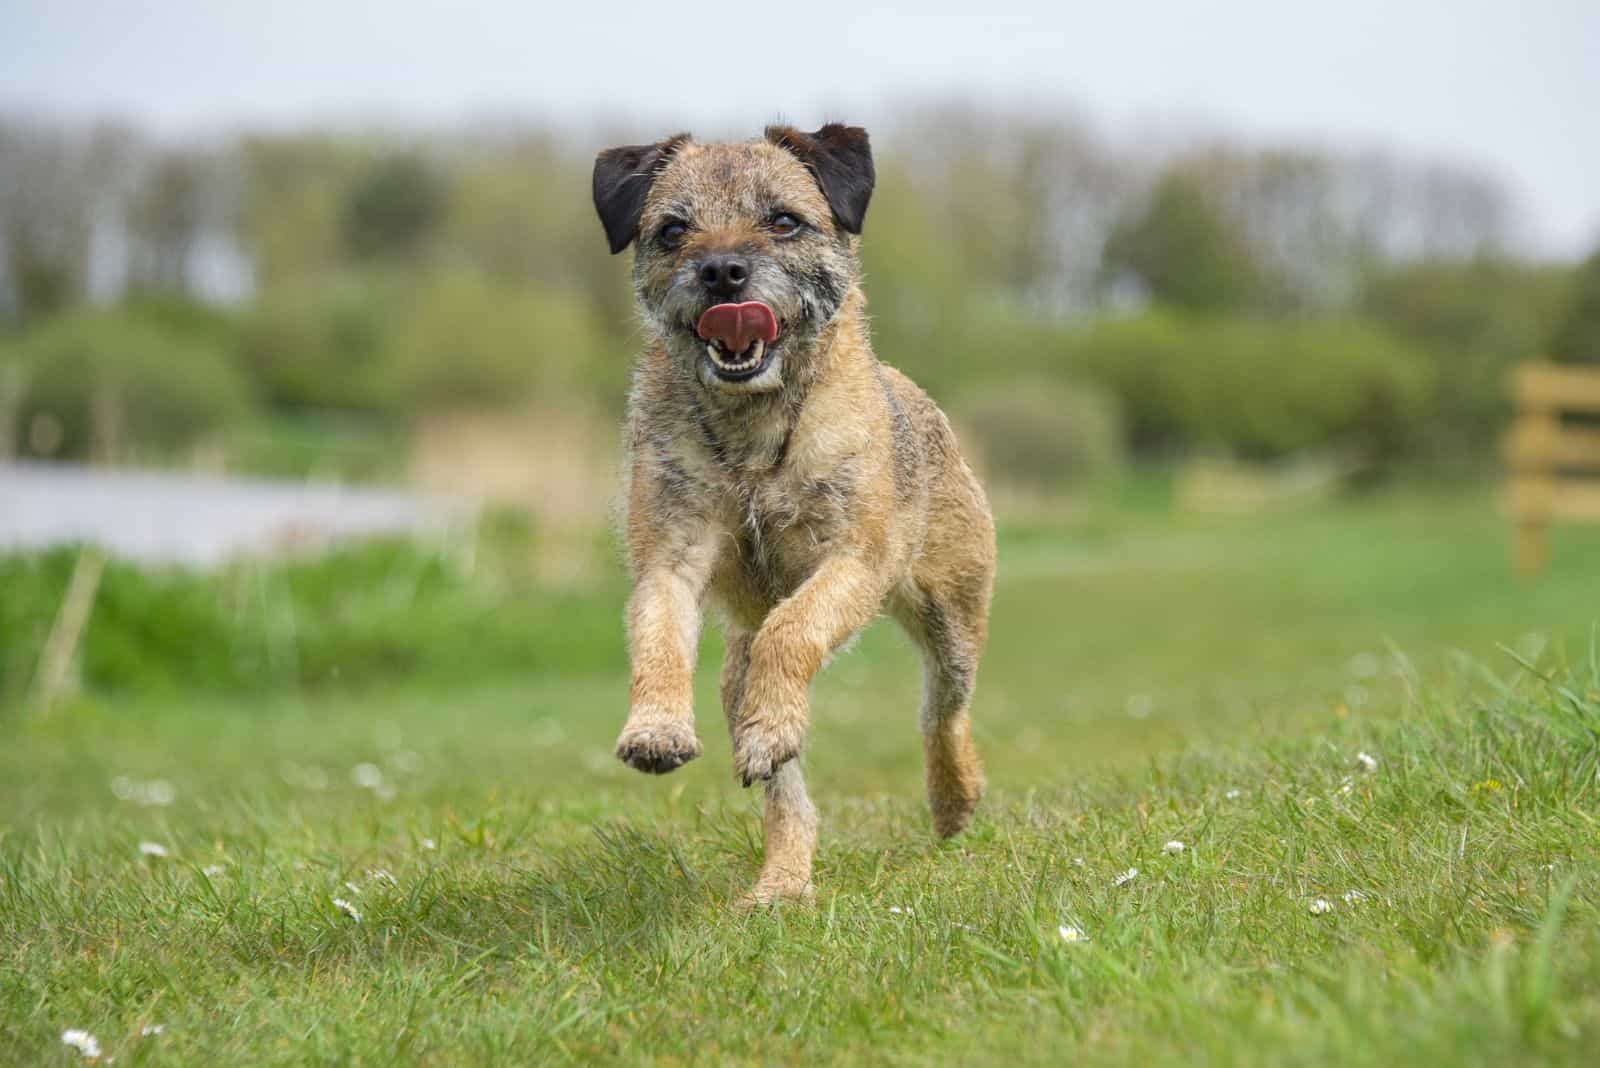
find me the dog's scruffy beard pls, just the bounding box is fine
[636,256,850,403]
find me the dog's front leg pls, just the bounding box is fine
[732,553,880,786]
[615,539,716,774]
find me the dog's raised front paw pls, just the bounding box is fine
[731,713,804,786]
[615,719,702,774]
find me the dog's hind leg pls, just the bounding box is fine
[723,628,817,903]
[896,572,990,839]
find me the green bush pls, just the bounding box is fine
[5,310,253,461]
[1063,312,1437,464]
[237,275,400,415]
[1101,170,1265,313]
[1548,248,1600,365]
[0,541,626,701]
[341,153,447,263]
[955,379,1124,492]
[1362,258,1574,468]
[384,270,614,412]
[238,270,622,420]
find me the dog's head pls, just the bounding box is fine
[593,124,874,395]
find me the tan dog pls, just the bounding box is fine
[592,124,995,903]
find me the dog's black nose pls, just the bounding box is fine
[698,254,749,298]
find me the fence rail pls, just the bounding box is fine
[1505,361,1600,575]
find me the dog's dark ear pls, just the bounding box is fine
[592,134,689,254]
[765,123,875,234]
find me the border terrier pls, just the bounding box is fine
[592,123,995,903]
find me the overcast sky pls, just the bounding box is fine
[4,0,1597,255]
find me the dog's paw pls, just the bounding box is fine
[736,875,815,909]
[614,719,702,774]
[730,711,805,787]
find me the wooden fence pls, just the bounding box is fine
[1505,361,1600,575]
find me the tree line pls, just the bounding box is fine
[2,105,1597,486]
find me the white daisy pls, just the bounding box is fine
[1355,751,1379,773]
[351,763,384,789]
[1224,789,1242,800]
[60,1030,101,1058]
[1309,897,1333,915]
[888,905,913,916]
[140,1024,165,1037]
[1163,840,1185,855]
[1341,890,1366,904]
[421,838,437,851]
[138,841,170,859]
[1057,924,1087,944]
[201,864,225,878]
[331,897,362,923]
[1113,868,1138,888]
[1346,652,1380,679]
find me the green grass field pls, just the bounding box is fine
[3,491,1599,1064]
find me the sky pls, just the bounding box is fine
[3,0,1598,255]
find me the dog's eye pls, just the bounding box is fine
[657,220,688,248]
[769,213,803,237]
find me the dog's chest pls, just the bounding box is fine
[655,402,860,612]
[702,460,850,612]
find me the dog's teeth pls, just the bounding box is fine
[705,337,768,374]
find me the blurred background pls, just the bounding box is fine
[2,1,1599,748]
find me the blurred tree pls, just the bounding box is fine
[1101,169,1263,313]
[0,120,139,321]
[238,134,361,288]
[341,154,446,263]
[1112,144,1512,315]
[1363,256,1572,466]
[443,134,632,333]
[0,109,1547,481]
[4,230,77,323]
[1185,147,1349,310]
[126,151,206,293]
[881,105,1129,312]
[1548,246,1600,365]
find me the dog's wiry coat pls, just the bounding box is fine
[593,125,995,903]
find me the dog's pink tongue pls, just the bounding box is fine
[696,302,779,354]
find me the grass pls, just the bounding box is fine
[2,489,1599,1064]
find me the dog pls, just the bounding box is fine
[592,123,996,903]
